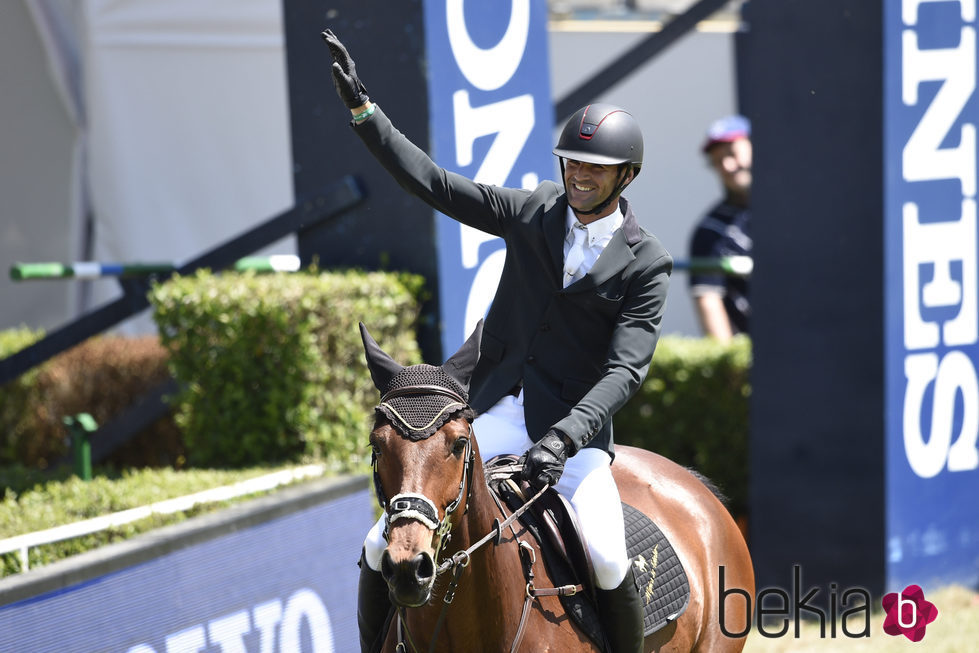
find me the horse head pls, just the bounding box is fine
[360,321,483,607]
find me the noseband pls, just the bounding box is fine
[372,383,476,561]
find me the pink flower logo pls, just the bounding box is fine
[881,584,938,642]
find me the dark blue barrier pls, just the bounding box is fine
[0,475,372,652]
[883,0,979,592]
[745,0,979,600]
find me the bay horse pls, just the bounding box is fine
[360,322,754,652]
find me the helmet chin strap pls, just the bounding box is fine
[561,160,632,217]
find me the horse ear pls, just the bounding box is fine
[360,322,404,391]
[442,319,483,392]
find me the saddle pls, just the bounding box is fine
[485,455,691,648]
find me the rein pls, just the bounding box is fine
[395,482,553,653]
[435,481,547,575]
[375,386,578,653]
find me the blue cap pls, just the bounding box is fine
[702,115,751,152]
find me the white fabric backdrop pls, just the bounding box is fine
[79,0,295,331]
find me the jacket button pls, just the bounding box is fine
[539,323,550,331]
[527,355,536,364]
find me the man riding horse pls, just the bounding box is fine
[322,30,672,653]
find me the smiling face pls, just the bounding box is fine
[563,158,633,222]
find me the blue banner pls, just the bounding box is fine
[884,0,979,591]
[0,488,373,652]
[423,0,554,355]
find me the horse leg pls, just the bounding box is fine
[611,446,754,653]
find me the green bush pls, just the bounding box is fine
[149,269,424,470]
[616,335,751,515]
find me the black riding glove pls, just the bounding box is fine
[321,29,370,109]
[521,430,571,491]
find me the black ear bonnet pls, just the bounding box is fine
[376,364,475,440]
[360,321,482,440]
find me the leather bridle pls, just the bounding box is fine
[372,383,475,564]
[372,384,574,653]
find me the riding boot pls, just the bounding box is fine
[596,566,644,653]
[358,549,392,653]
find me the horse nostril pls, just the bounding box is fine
[380,550,396,584]
[414,551,435,583]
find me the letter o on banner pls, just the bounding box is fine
[446,0,529,91]
[279,588,334,652]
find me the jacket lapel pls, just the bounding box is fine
[563,197,641,292]
[567,231,636,292]
[545,198,568,281]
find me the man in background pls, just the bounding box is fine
[687,115,752,341]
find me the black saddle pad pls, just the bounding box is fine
[489,469,689,648]
[624,503,691,636]
[535,501,691,646]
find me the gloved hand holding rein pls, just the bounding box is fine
[520,429,573,491]
[321,29,370,111]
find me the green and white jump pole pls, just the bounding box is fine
[10,255,301,281]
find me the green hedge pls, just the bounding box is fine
[616,335,751,515]
[149,269,424,470]
[0,304,749,575]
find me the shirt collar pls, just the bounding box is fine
[565,205,624,247]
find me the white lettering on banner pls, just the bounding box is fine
[901,0,979,478]
[902,200,977,349]
[446,0,529,91]
[252,599,283,653]
[465,249,506,336]
[453,91,535,276]
[207,611,251,653]
[446,6,535,340]
[165,626,206,653]
[453,92,535,187]
[280,588,334,653]
[905,352,979,477]
[902,27,976,195]
[126,588,334,653]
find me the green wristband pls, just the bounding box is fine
[353,104,376,123]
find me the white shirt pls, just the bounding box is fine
[562,205,624,287]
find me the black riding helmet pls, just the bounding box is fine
[553,103,643,215]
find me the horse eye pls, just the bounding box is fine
[369,441,380,457]
[452,437,469,456]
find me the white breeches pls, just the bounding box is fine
[363,392,630,590]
